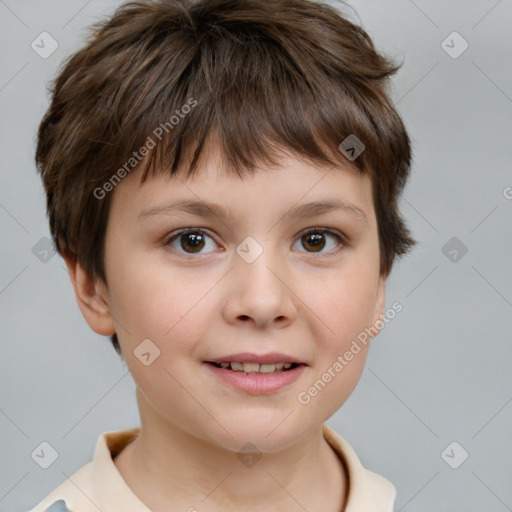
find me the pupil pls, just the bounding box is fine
[182,232,204,253]
[304,232,325,252]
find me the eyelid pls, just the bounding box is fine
[296,227,349,257]
[301,227,349,246]
[162,227,217,245]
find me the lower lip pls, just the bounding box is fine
[204,363,306,394]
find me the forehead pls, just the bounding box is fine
[111,145,374,227]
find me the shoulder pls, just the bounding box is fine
[30,500,71,512]
[24,461,96,512]
[25,427,141,512]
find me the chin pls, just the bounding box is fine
[205,414,308,453]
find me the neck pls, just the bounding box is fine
[113,391,348,512]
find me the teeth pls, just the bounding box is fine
[243,362,260,373]
[215,362,297,373]
[259,363,278,373]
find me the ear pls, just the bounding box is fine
[62,254,116,336]
[370,272,388,338]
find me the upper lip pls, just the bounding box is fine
[206,352,307,365]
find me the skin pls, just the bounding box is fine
[64,144,387,512]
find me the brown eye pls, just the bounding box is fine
[164,229,217,255]
[180,232,205,253]
[301,231,326,252]
[294,228,346,255]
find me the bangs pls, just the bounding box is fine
[90,0,403,186]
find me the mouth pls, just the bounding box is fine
[206,361,303,375]
[204,360,306,394]
[204,352,308,394]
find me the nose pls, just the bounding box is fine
[222,246,297,329]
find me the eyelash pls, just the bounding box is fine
[162,227,349,258]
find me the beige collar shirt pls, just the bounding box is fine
[27,425,396,512]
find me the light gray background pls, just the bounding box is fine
[1,1,511,511]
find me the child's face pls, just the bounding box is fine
[90,145,386,451]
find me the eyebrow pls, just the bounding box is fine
[138,198,368,226]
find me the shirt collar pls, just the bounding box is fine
[92,427,151,511]
[322,424,396,511]
[91,425,395,511]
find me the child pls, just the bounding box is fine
[29,0,417,510]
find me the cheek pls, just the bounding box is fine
[108,271,170,341]
[302,263,379,350]
[107,252,215,349]
[302,263,378,411]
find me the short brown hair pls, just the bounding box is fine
[35,0,417,356]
